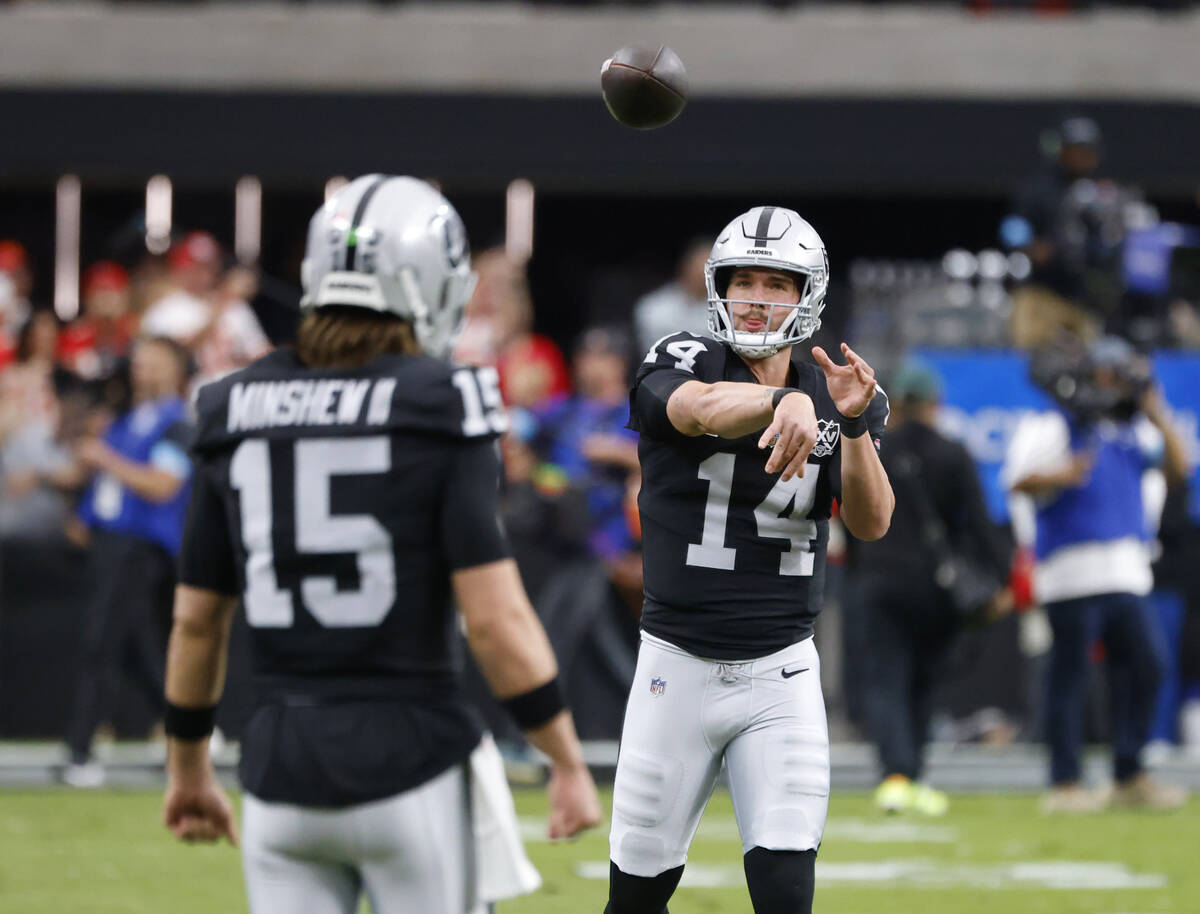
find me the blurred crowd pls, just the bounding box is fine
[0,232,269,548]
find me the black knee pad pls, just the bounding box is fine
[604,860,682,914]
[743,846,816,914]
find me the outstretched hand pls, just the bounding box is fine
[812,343,877,418]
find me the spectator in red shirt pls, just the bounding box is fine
[455,247,569,407]
[58,262,137,380]
[0,239,33,368]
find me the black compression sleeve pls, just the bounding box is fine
[631,369,694,439]
[178,462,240,595]
[440,439,512,570]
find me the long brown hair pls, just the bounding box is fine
[294,306,420,369]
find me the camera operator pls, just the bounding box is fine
[1003,335,1189,812]
[1005,118,1135,348]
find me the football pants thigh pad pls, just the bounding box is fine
[610,637,725,877]
[724,642,829,853]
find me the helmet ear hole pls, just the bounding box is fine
[714,266,734,299]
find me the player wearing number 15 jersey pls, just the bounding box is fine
[606,207,893,914]
[160,175,600,914]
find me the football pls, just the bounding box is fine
[600,44,689,130]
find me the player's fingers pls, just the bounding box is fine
[764,426,797,474]
[758,418,783,451]
[189,820,221,843]
[780,446,810,482]
[781,430,816,481]
[172,816,209,842]
[559,808,597,840]
[811,346,836,374]
[855,364,877,389]
[850,356,875,379]
[774,423,810,476]
[843,344,874,374]
[764,427,788,472]
[220,810,240,848]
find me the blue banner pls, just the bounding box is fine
[914,349,1200,522]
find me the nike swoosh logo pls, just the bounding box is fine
[781,667,809,679]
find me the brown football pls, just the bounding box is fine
[600,44,689,130]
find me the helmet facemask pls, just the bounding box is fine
[706,263,827,359]
[397,266,477,360]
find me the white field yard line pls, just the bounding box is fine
[574,860,1167,891]
[518,817,957,844]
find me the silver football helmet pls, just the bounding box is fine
[300,175,476,359]
[705,206,829,359]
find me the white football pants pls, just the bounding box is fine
[610,631,830,878]
[242,763,484,914]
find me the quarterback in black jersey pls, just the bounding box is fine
[161,175,600,914]
[606,207,893,914]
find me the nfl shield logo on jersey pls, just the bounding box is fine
[649,677,667,696]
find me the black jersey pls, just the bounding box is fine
[630,332,889,660]
[181,348,511,807]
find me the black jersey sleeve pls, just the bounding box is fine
[629,332,722,440]
[178,459,240,596]
[439,439,512,570]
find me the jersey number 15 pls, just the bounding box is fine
[230,437,396,629]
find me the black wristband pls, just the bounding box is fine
[501,677,565,731]
[164,702,217,741]
[772,387,803,409]
[838,410,869,439]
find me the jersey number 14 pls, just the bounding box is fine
[686,452,819,576]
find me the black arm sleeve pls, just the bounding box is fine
[440,439,513,571]
[629,368,694,440]
[178,460,240,595]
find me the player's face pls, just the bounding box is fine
[726,268,801,333]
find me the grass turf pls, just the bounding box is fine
[0,787,1195,912]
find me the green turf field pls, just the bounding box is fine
[0,787,1195,913]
